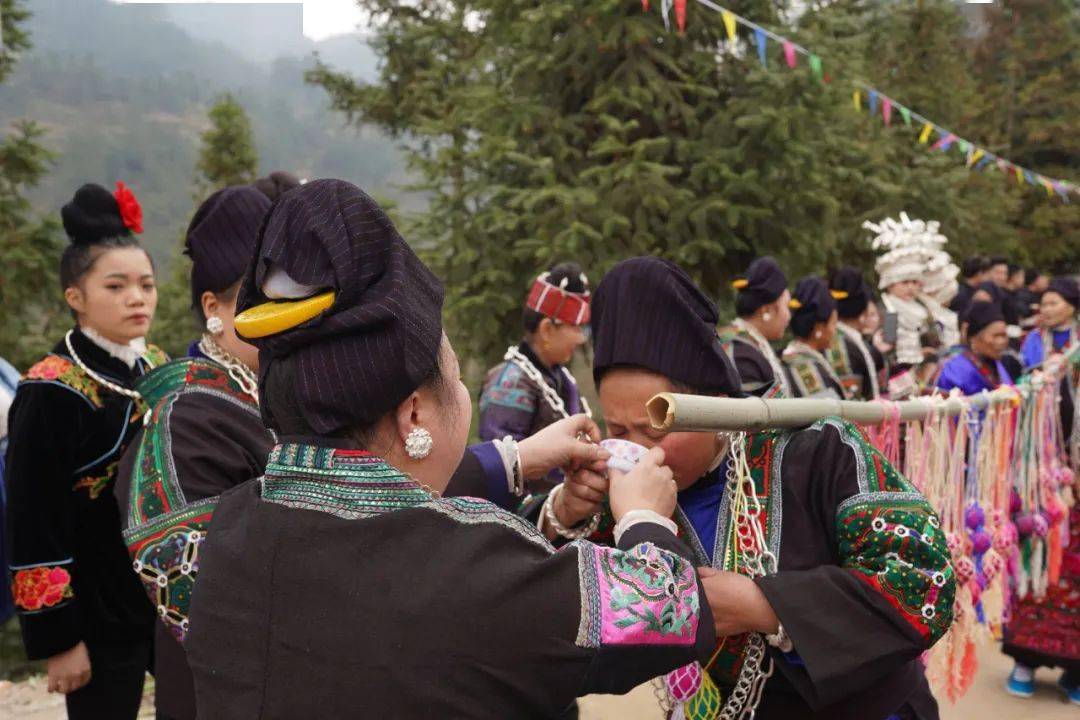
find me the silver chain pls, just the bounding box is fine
[198,334,259,403]
[64,330,145,400]
[504,346,591,419]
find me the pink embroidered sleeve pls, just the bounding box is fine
[573,541,700,648]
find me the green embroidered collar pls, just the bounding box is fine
[261,443,432,519]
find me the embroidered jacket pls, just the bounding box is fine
[718,325,790,397]
[782,345,844,400]
[183,443,716,718]
[478,342,585,491]
[114,356,273,720]
[935,352,1013,396]
[4,328,166,659]
[827,325,884,400]
[582,419,955,720]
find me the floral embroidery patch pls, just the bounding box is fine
[74,461,118,500]
[479,363,538,413]
[575,541,699,648]
[24,355,102,407]
[12,563,75,613]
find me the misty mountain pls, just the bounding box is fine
[0,0,402,266]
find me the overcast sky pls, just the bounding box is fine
[112,1,368,40]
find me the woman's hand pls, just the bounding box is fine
[47,641,92,694]
[871,330,893,354]
[518,414,609,480]
[697,567,779,638]
[608,446,676,522]
[553,467,609,528]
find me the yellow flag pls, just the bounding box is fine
[918,123,934,144]
[853,89,861,112]
[967,149,985,167]
[722,10,737,42]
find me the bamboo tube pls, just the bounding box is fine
[647,388,1018,433]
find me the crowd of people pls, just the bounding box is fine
[0,177,1075,720]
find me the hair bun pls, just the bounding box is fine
[61,183,128,245]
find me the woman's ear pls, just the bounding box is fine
[393,391,422,446]
[64,286,85,315]
[201,290,220,321]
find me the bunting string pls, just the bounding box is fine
[647,0,1078,202]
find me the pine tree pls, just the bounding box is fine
[311,0,1063,363]
[0,0,63,369]
[150,94,261,356]
[195,93,258,192]
[969,0,1079,272]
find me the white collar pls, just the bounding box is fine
[80,326,147,369]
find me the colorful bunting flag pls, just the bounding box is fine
[642,0,1076,202]
[721,10,737,42]
[932,133,957,151]
[755,28,767,67]
[783,40,797,68]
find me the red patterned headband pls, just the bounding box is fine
[525,273,591,326]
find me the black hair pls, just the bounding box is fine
[58,183,148,292]
[790,313,817,339]
[961,256,990,280]
[989,256,1008,269]
[191,277,243,325]
[261,344,449,447]
[1008,263,1022,276]
[735,293,762,318]
[523,261,588,332]
[253,171,302,202]
[1024,268,1044,287]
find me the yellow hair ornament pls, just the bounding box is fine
[731,278,749,290]
[234,291,336,339]
[830,290,849,300]
[788,298,803,309]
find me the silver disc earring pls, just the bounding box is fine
[206,316,225,335]
[405,427,433,459]
[762,311,771,322]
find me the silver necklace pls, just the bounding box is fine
[198,334,259,403]
[733,318,791,396]
[503,346,592,419]
[64,330,145,400]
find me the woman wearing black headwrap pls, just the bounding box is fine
[1021,276,1080,452]
[935,302,1013,395]
[826,267,884,400]
[719,257,792,396]
[577,256,953,720]
[173,180,718,718]
[6,182,166,719]
[782,277,844,399]
[113,185,275,720]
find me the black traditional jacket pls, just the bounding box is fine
[115,356,272,720]
[183,442,717,718]
[4,328,166,659]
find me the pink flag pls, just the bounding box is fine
[783,41,797,68]
[882,98,892,127]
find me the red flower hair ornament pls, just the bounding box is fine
[114,181,144,234]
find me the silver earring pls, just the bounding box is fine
[405,427,433,459]
[762,311,771,322]
[814,330,822,339]
[206,316,224,335]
